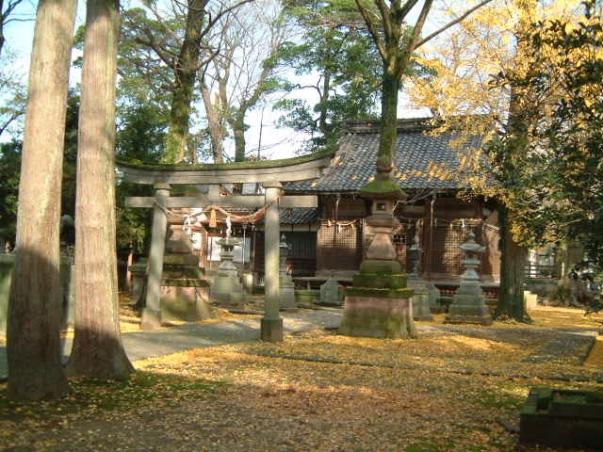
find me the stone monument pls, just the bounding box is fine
[446,230,492,325]
[407,236,433,321]
[319,276,344,306]
[339,177,416,338]
[210,217,246,308]
[279,234,297,310]
[160,224,212,322]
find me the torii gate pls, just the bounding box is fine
[117,151,332,341]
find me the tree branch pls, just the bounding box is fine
[399,0,421,20]
[200,0,255,40]
[355,0,386,61]
[375,0,392,39]
[397,0,433,76]
[413,0,494,50]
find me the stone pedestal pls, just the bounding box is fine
[319,277,344,306]
[339,177,416,339]
[210,236,246,307]
[279,235,297,310]
[160,226,212,322]
[446,231,492,325]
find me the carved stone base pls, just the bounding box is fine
[160,281,212,322]
[339,291,417,339]
[210,272,246,307]
[446,282,492,325]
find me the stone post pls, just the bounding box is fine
[261,181,283,341]
[408,236,433,321]
[141,183,170,329]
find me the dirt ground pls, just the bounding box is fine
[1,306,602,451]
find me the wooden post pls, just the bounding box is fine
[141,183,170,329]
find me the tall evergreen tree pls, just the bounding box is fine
[67,0,133,379]
[7,0,77,400]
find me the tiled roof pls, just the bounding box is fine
[285,118,484,193]
[280,207,319,225]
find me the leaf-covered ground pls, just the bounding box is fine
[1,306,601,451]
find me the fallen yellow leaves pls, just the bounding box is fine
[1,306,601,451]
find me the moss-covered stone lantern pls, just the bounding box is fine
[338,176,416,338]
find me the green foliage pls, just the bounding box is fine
[0,141,21,242]
[62,91,79,219]
[492,0,603,269]
[274,0,381,149]
[115,101,166,253]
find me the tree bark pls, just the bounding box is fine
[67,0,133,379]
[495,205,529,321]
[318,70,331,135]
[377,66,399,175]
[232,112,246,162]
[494,0,535,322]
[164,0,207,163]
[200,78,225,163]
[7,0,76,401]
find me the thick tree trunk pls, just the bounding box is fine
[67,0,133,379]
[164,0,206,163]
[377,68,399,176]
[7,0,76,401]
[496,205,529,321]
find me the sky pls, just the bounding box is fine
[1,0,434,158]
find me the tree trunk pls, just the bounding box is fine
[7,0,76,401]
[377,67,399,176]
[164,0,207,163]
[496,205,529,321]
[67,0,133,379]
[200,79,225,163]
[232,112,246,162]
[318,70,331,135]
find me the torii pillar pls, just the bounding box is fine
[261,181,283,341]
[141,183,170,329]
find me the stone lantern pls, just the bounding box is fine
[446,230,492,325]
[339,177,416,338]
[210,231,246,308]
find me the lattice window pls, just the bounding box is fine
[431,224,465,276]
[285,232,316,259]
[317,223,362,271]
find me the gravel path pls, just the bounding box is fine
[0,308,343,379]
